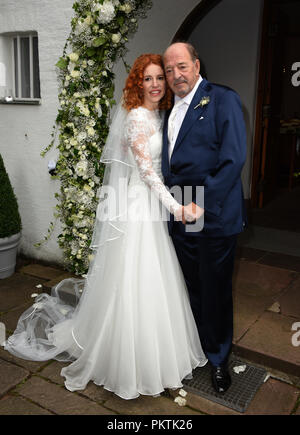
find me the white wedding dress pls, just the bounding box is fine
[5,106,207,400]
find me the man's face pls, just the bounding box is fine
[164,43,200,98]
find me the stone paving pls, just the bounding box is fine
[0,248,299,415]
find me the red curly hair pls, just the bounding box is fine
[123,54,173,111]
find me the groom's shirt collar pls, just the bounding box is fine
[174,75,203,106]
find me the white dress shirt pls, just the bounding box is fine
[168,75,203,161]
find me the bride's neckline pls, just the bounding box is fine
[139,106,159,113]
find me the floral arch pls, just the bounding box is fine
[40,0,152,275]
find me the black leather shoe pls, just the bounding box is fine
[211,365,231,394]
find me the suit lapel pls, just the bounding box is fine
[171,79,211,159]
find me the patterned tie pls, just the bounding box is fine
[167,99,186,144]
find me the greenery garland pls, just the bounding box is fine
[39,0,152,275]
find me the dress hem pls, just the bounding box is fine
[63,358,208,400]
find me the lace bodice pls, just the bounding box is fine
[124,107,181,217]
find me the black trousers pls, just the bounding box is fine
[171,232,237,367]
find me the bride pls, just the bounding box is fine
[4,54,207,400]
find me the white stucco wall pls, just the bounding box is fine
[189,0,263,198]
[0,0,200,265]
[0,0,75,264]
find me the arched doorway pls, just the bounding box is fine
[171,0,300,239]
[169,0,264,204]
[172,0,223,42]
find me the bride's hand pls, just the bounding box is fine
[174,205,185,222]
[183,202,204,224]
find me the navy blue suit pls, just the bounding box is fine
[162,78,247,366]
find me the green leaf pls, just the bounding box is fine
[92,37,106,47]
[86,47,96,57]
[117,16,125,26]
[56,57,68,70]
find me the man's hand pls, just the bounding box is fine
[182,202,204,225]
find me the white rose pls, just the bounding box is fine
[75,160,88,177]
[123,3,132,14]
[84,16,94,26]
[78,131,87,142]
[77,103,90,117]
[111,33,121,44]
[70,138,78,146]
[68,52,79,63]
[71,70,81,78]
[87,127,96,137]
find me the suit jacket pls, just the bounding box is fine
[162,78,248,238]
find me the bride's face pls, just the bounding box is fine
[142,63,166,110]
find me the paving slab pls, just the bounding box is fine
[258,252,300,273]
[233,261,296,298]
[0,394,53,415]
[19,264,66,281]
[102,392,202,415]
[0,302,33,333]
[233,289,272,343]
[245,378,300,415]
[168,388,240,415]
[0,359,29,396]
[277,277,300,318]
[80,381,120,403]
[238,225,300,257]
[0,348,49,373]
[236,246,268,263]
[39,360,69,385]
[0,273,48,312]
[16,376,116,415]
[237,311,300,376]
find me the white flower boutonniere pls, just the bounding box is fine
[194,96,210,110]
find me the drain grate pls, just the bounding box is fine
[183,358,267,413]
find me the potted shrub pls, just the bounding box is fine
[0,153,22,278]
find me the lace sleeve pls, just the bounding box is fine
[125,109,182,217]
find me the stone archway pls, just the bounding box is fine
[172,0,223,42]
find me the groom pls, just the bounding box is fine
[162,42,247,393]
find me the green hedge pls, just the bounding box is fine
[0,154,22,238]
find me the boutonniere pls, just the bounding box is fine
[194,96,210,110]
